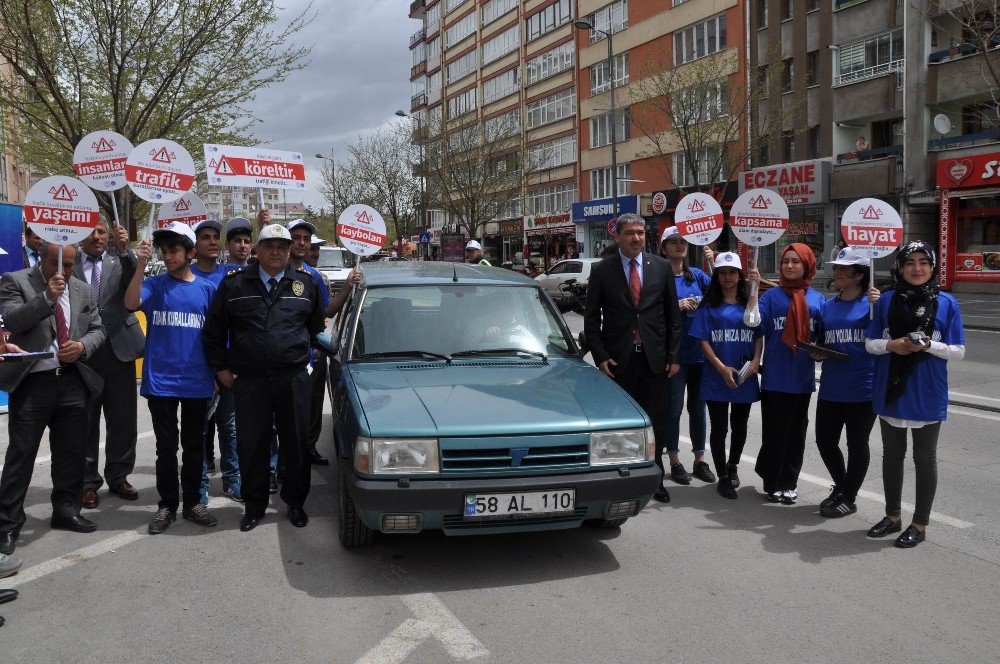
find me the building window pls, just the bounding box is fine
[588,1,628,43]
[426,36,441,60]
[447,88,477,118]
[757,141,770,166]
[590,53,629,94]
[963,100,1000,134]
[482,67,520,104]
[590,111,629,148]
[525,41,575,86]
[445,12,476,48]
[782,131,795,161]
[590,163,631,199]
[425,3,441,32]
[806,51,819,86]
[525,0,571,42]
[808,0,820,10]
[673,14,727,65]
[836,28,904,85]
[529,134,578,171]
[482,0,517,26]
[781,58,793,93]
[481,24,519,65]
[808,125,821,158]
[484,109,522,138]
[673,148,726,188]
[781,0,793,20]
[757,0,768,28]
[426,70,442,98]
[528,182,578,214]
[526,88,576,128]
[446,50,477,83]
[672,79,728,124]
[444,0,466,13]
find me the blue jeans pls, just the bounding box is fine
[665,363,707,454]
[199,387,240,503]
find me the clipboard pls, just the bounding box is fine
[795,341,850,362]
[0,351,55,362]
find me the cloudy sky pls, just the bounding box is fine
[244,0,415,210]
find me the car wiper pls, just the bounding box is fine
[450,348,548,360]
[359,350,451,362]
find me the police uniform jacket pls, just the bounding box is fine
[202,265,325,377]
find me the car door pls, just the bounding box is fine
[537,261,571,297]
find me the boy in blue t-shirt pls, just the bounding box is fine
[124,221,219,535]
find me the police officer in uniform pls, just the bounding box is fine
[465,240,491,266]
[202,224,325,532]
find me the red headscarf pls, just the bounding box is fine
[778,243,816,351]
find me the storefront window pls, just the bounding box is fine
[765,205,826,274]
[956,196,1000,273]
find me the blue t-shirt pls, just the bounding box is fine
[190,263,228,288]
[140,274,216,399]
[817,295,874,403]
[301,263,331,310]
[866,291,963,422]
[676,267,712,365]
[755,286,826,394]
[690,302,762,403]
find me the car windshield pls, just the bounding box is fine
[351,284,573,359]
[317,249,355,269]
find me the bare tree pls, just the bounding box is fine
[346,125,420,249]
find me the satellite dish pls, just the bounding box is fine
[933,113,953,135]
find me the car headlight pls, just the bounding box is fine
[590,427,654,466]
[354,437,440,474]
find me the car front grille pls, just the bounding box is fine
[440,444,589,473]
[443,507,588,529]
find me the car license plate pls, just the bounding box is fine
[463,489,575,519]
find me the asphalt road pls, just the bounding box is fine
[0,320,998,663]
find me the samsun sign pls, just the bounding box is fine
[24,175,100,244]
[675,192,724,246]
[204,144,306,190]
[125,139,195,203]
[156,192,208,228]
[729,188,789,247]
[337,204,387,257]
[73,130,133,191]
[840,197,903,259]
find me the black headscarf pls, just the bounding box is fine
[885,241,940,403]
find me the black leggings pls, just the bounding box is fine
[706,401,752,478]
[815,400,876,503]
[756,391,812,493]
[880,419,941,527]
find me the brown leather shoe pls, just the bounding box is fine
[109,481,138,501]
[82,488,99,509]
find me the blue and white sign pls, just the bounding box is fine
[572,195,639,224]
[418,231,431,244]
[0,203,25,276]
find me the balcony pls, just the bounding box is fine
[409,27,426,47]
[411,92,427,111]
[836,144,903,163]
[928,129,1000,152]
[834,60,904,88]
[409,0,426,19]
[411,61,427,79]
[831,153,901,199]
[930,49,1000,103]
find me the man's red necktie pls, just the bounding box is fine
[629,258,642,343]
[54,301,69,346]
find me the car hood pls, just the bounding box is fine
[349,359,647,438]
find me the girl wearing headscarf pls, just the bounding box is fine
[864,241,964,548]
[745,243,826,504]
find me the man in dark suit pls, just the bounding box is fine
[21,227,44,269]
[0,242,106,555]
[584,213,682,503]
[75,219,145,508]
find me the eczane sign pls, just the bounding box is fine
[738,159,830,205]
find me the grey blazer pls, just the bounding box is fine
[74,250,145,362]
[0,266,106,395]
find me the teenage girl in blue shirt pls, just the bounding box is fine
[659,226,715,485]
[689,253,762,499]
[812,247,881,518]
[864,241,965,548]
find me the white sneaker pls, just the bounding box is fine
[0,552,22,578]
[780,490,798,504]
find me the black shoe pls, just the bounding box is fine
[269,473,278,495]
[779,489,798,505]
[652,487,671,503]
[894,525,926,548]
[820,496,857,518]
[691,461,716,483]
[0,531,15,555]
[240,514,260,532]
[727,463,740,488]
[148,507,176,534]
[308,449,330,466]
[820,486,842,510]
[867,517,903,538]
[206,457,217,473]
[289,507,309,528]
[670,463,691,485]
[51,514,97,533]
[766,491,783,503]
[717,478,737,499]
[182,504,218,528]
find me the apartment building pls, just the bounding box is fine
[0,58,30,204]
[201,185,285,222]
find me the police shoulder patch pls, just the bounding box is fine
[225,267,245,277]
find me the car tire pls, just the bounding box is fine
[338,462,377,547]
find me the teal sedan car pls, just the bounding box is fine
[322,262,660,547]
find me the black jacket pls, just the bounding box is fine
[203,265,325,376]
[583,252,682,374]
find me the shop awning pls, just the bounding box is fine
[950,186,1000,200]
[525,225,574,237]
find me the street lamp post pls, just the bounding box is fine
[575,19,618,215]
[315,151,336,237]
[396,109,428,259]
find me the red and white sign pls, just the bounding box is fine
[23,175,101,244]
[728,188,789,247]
[337,204,387,256]
[156,192,209,228]
[607,218,618,236]
[651,191,667,215]
[936,152,1000,189]
[204,144,306,190]
[739,159,829,205]
[841,197,903,259]
[73,131,133,192]
[125,139,195,203]
[675,192,724,246]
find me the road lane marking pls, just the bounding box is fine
[355,593,489,664]
[950,391,1000,404]
[5,529,147,588]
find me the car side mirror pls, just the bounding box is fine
[314,332,340,357]
[577,331,589,358]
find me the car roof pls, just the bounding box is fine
[361,261,539,287]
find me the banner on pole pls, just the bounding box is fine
[675,192,724,246]
[73,131,133,192]
[840,197,903,259]
[204,144,306,190]
[728,188,789,247]
[23,176,101,244]
[125,139,195,203]
[337,204,387,257]
[157,192,209,228]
